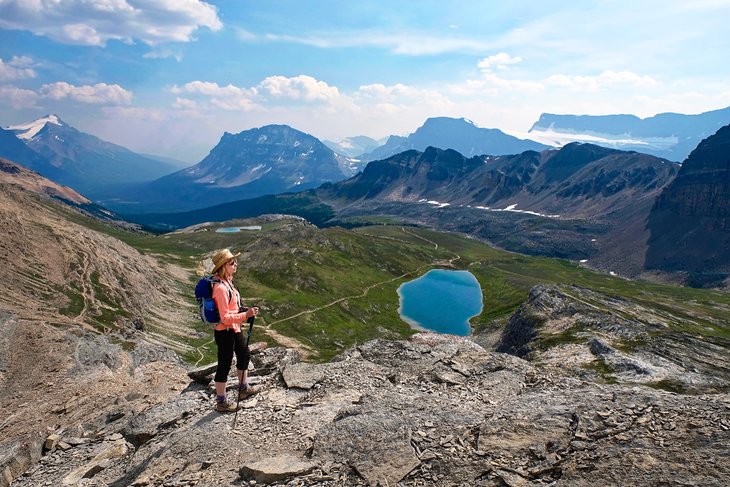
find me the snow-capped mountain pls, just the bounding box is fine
[526,105,730,162]
[8,114,65,140]
[3,114,179,197]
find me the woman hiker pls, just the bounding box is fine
[210,248,260,412]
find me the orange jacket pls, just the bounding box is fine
[212,278,247,332]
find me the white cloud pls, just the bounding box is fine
[0,0,222,46]
[170,81,258,111]
[482,73,544,92]
[171,81,255,98]
[446,79,499,97]
[353,83,455,120]
[0,85,39,109]
[235,28,257,41]
[357,83,448,103]
[258,75,341,103]
[39,82,133,104]
[546,70,658,92]
[0,56,37,80]
[449,73,543,96]
[170,76,353,112]
[477,53,523,72]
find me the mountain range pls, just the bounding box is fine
[4,106,729,216]
[129,140,683,279]
[528,105,730,162]
[131,124,730,286]
[324,142,677,219]
[2,109,729,286]
[1,114,729,486]
[360,117,551,161]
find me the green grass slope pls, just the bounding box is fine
[55,207,730,365]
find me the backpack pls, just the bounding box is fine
[194,275,232,328]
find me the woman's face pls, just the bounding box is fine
[225,259,238,275]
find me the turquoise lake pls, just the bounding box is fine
[398,269,483,336]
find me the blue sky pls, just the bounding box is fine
[1,0,729,162]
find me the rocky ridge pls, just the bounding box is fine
[496,284,730,394]
[3,333,728,487]
[0,157,90,206]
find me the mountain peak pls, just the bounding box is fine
[421,117,476,129]
[7,114,66,140]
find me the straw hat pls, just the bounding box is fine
[211,248,241,274]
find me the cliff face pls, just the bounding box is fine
[652,124,730,218]
[645,124,730,284]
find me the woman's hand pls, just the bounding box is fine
[244,307,259,319]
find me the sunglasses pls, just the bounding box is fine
[227,260,238,266]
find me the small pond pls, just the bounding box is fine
[398,269,483,336]
[216,226,262,233]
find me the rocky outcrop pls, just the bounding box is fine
[0,433,44,487]
[7,334,730,486]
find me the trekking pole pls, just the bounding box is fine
[233,314,256,428]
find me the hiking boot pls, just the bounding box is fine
[238,384,260,400]
[215,400,239,413]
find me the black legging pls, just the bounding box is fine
[214,329,250,383]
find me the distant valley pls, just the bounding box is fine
[134,140,701,284]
